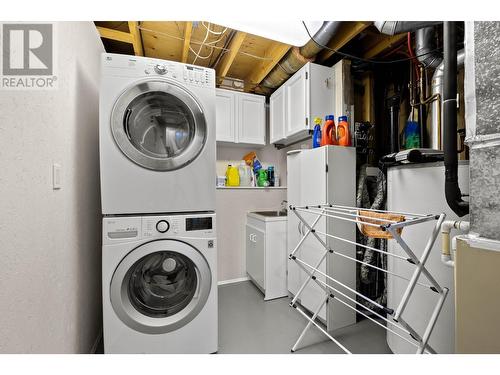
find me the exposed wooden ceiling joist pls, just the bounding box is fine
[246,43,291,85]
[97,26,134,44]
[128,21,144,56]
[215,31,247,83]
[363,33,406,59]
[316,22,372,63]
[181,22,193,63]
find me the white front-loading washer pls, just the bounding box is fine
[99,53,216,215]
[102,213,217,353]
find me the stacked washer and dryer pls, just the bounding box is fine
[99,53,217,353]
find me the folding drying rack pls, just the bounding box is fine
[288,203,447,354]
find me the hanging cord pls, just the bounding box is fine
[202,21,228,35]
[191,22,212,64]
[138,25,273,61]
[302,21,443,65]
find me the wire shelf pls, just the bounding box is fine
[288,203,448,354]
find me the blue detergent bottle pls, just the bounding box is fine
[312,117,322,148]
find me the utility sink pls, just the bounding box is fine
[252,210,288,217]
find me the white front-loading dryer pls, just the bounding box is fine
[99,53,216,215]
[102,213,217,353]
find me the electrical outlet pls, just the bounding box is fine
[52,163,61,190]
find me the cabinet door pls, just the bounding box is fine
[286,66,308,138]
[246,224,265,289]
[215,89,236,142]
[238,94,265,145]
[270,85,286,143]
[287,151,302,296]
[299,148,328,321]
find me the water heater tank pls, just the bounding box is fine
[386,161,469,353]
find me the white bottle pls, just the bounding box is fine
[238,161,252,187]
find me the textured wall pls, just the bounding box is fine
[0,22,104,353]
[466,21,500,240]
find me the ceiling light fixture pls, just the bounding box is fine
[208,21,323,46]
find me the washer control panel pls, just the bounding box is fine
[103,214,215,244]
[142,214,214,238]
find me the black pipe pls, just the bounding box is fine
[443,22,469,217]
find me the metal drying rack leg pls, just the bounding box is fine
[291,295,329,353]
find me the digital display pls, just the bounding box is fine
[186,217,212,231]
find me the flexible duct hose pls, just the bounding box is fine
[356,166,387,284]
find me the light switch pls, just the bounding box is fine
[52,163,61,190]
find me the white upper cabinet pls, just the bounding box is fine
[269,62,335,145]
[215,89,236,142]
[286,66,308,138]
[215,88,266,146]
[238,93,265,145]
[269,84,286,143]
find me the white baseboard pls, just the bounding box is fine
[217,277,249,286]
[90,328,103,354]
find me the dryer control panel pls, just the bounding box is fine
[102,53,215,88]
[103,213,216,244]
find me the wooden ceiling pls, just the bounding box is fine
[94,21,408,95]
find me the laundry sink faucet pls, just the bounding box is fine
[280,200,288,212]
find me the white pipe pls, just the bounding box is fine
[441,220,470,267]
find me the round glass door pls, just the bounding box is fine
[110,240,211,334]
[111,80,207,171]
[128,251,197,318]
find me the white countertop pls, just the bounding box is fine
[247,211,288,222]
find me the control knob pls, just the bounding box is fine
[156,220,170,233]
[154,64,167,75]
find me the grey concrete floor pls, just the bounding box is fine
[218,281,392,354]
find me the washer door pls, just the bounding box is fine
[111,79,207,171]
[110,240,211,334]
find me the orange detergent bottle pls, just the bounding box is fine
[320,115,338,146]
[337,116,352,146]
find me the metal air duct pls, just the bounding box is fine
[261,21,343,89]
[374,21,441,35]
[430,49,465,150]
[416,26,443,68]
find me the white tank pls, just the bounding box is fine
[386,161,469,354]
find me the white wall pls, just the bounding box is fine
[0,22,104,353]
[216,141,311,282]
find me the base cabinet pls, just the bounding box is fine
[246,214,287,300]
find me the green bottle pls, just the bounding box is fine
[257,169,269,187]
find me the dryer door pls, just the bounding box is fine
[110,239,212,334]
[111,79,207,171]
